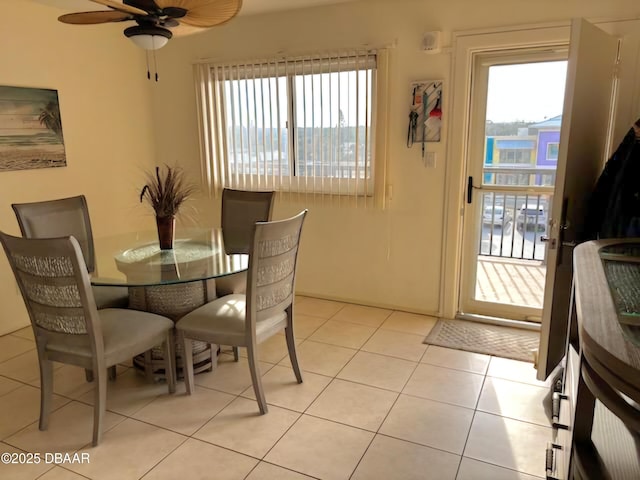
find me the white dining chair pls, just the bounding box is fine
[176,210,307,414]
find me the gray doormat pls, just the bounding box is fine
[424,318,539,363]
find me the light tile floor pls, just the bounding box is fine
[0,296,552,480]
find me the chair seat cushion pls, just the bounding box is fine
[46,309,173,367]
[93,285,129,309]
[176,294,287,346]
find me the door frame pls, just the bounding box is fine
[459,49,568,321]
[441,22,571,320]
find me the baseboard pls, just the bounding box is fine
[295,290,441,318]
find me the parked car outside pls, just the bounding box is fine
[483,204,513,227]
[516,203,547,231]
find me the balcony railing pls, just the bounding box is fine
[479,190,552,262]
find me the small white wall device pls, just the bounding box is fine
[422,31,441,54]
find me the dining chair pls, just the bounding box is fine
[176,210,307,414]
[216,188,275,360]
[11,195,129,310]
[12,195,130,381]
[0,232,176,446]
[216,188,276,295]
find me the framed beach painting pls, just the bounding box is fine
[0,85,66,172]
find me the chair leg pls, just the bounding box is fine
[38,354,53,431]
[144,349,154,383]
[247,344,268,414]
[233,346,239,362]
[164,331,176,394]
[285,326,303,384]
[86,367,114,382]
[92,368,107,446]
[210,344,219,371]
[181,333,195,395]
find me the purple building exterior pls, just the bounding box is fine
[530,115,562,168]
[529,115,562,185]
[536,130,560,167]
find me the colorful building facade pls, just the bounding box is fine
[484,115,561,186]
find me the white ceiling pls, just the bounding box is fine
[30,0,363,16]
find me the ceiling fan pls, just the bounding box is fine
[58,0,242,50]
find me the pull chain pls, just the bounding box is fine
[145,50,151,80]
[153,48,159,82]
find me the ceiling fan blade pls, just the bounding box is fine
[58,10,131,25]
[155,0,241,28]
[124,0,160,11]
[90,0,149,16]
[169,22,209,37]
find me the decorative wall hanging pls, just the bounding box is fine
[0,86,66,172]
[407,80,443,151]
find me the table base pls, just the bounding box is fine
[132,342,216,379]
[128,281,217,379]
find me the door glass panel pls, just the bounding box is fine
[482,62,567,189]
[474,60,567,310]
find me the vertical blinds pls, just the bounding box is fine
[194,49,390,208]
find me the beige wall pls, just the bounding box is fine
[0,1,158,335]
[151,0,640,316]
[3,0,640,335]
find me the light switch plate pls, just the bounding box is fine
[425,151,436,168]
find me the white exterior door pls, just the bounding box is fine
[537,18,619,380]
[459,50,567,322]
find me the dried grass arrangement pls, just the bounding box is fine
[139,164,196,219]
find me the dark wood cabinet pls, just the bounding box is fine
[548,239,640,480]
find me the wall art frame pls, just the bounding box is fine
[0,85,66,172]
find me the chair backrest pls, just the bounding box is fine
[221,188,275,255]
[12,196,96,273]
[0,232,101,346]
[246,210,307,330]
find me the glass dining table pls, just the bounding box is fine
[92,227,248,378]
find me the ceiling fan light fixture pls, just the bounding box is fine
[124,25,172,50]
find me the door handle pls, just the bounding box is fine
[540,236,557,248]
[544,238,576,252]
[467,176,473,204]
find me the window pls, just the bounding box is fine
[498,149,532,164]
[546,142,559,161]
[495,173,532,185]
[540,173,556,186]
[195,50,390,206]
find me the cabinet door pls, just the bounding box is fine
[560,345,580,480]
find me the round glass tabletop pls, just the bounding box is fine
[91,227,248,287]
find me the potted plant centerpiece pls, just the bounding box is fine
[140,164,196,250]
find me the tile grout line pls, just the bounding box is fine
[245,304,395,479]
[136,434,191,480]
[0,298,549,479]
[344,326,425,478]
[453,363,490,479]
[37,464,92,480]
